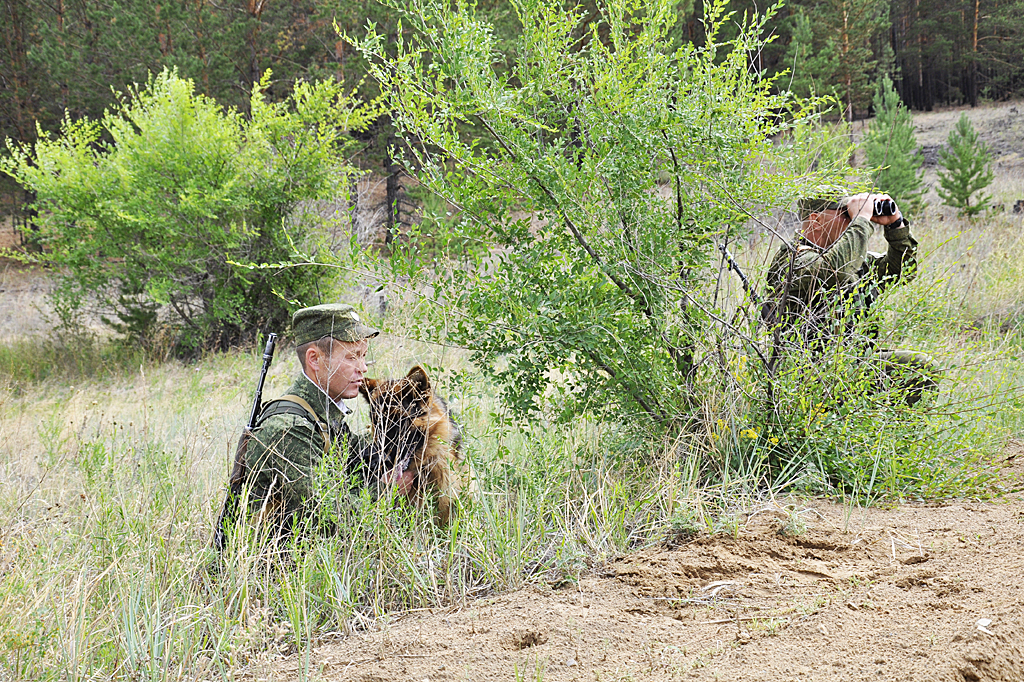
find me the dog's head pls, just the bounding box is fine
[359,365,434,470]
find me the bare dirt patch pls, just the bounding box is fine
[255,450,1024,682]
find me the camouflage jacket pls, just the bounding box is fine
[243,373,366,526]
[762,216,918,337]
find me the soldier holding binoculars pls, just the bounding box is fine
[762,192,940,405]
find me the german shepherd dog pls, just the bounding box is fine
[358,366,467,525]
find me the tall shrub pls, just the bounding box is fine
[2,70,374,354]
[936,112,994,217]
[861,74,925,216]
[352,0,839,431]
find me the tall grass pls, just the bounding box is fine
[0,186,1021,680]
[0,333,708,680]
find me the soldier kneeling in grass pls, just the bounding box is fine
[213,303,415,549]
[761,192,940,405]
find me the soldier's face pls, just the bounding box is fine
[318,338,370,401]
[805,208,851,249]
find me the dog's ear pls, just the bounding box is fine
[359,377,378,400]
[406,365,431,393]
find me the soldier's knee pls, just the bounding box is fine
[877,349,942,405]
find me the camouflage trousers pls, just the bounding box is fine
[875,349,941,406]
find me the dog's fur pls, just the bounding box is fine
[358,365,466,525]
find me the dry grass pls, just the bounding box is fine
[0,106,1022,681]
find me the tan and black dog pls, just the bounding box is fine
[358,365,467,525]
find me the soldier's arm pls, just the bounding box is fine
[787,218,873,293]
[339,421,383,493]
[246,415,326,513]
[872,219,919,288]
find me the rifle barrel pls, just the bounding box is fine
[247,333,278,430]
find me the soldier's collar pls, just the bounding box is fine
[794,232,823,252]
[301,369,353,416]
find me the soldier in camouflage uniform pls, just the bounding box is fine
[241,303,383,534]
[762,192,940,405]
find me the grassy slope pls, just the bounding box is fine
[1,106,1023,681]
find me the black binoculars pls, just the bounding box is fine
[874,198,898,216]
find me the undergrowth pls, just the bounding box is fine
[0,198,1021,680]
[0,331,159,386]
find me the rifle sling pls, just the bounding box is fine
[256,394,332,453]
[213,393,333,551]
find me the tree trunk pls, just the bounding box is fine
[2,0,34,140]
[842,0,854,122]
[970,0,980,106]
[245,0,265,101]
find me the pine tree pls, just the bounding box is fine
[861,74,925,217]
[936,113,994,217]
[782,10,831,98]
[780,0,888,119]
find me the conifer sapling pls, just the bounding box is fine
[936,113,994,217]
[861,74,925,217]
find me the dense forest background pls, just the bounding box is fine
[4,0,1023,138]
[0,0,1021,172]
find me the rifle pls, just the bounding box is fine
[717,242,761,306]
[212,333,278,551]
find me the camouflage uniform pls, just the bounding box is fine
[243,372,365,530]
[763,211,939,404]
[238,303,378,535]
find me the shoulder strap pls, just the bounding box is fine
[215,394,332,549]
[256,394,331,453]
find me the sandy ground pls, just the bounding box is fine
[0,262,52,344]
[250,446,1024,682]
[2,102,1022,682]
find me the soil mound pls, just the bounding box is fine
[941,621,1024,682]
[254,465,1024,681]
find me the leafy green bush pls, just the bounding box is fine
[2,70,373,355]
[352,0,839,433]
[862,74,926,216]
[936,112,994,217]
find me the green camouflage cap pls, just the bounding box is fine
[798,197,843,220]
[292,303,379,345]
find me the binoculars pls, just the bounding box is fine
[874,198,898,216]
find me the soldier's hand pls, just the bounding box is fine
[845,192,902,226]
[394,468,415,497]
[870,193,903,226]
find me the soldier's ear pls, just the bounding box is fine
[359,378,377,400]
[304,344,321,373]
[406,365,431,393]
